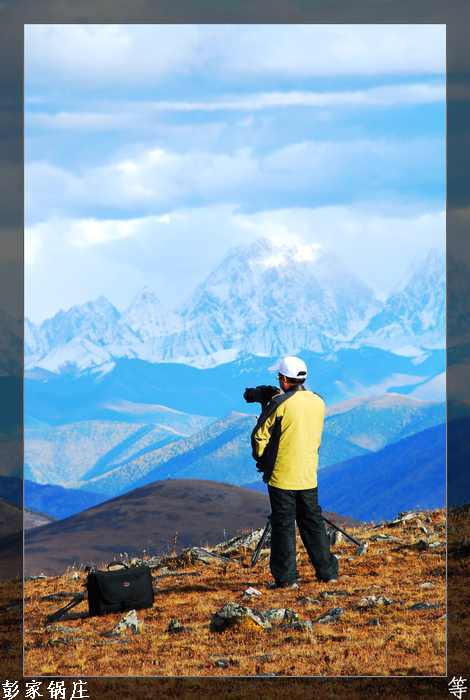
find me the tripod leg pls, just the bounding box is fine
[321,515,365,550]
[251,518,272,567]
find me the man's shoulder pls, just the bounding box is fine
[299,389,325,407]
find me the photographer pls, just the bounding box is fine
[250,356,338,589]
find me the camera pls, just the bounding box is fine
[243,385,280,409]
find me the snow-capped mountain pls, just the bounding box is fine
[24,239,445,373]
[352,248,445,355]
[122,287,181,342]
[158,238,380,364]
[26,296,141,372]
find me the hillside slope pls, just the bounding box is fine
[24,479,271,576]
[319,424,446,521]
[24,508,446,677]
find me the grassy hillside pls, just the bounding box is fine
[24,508,446,677]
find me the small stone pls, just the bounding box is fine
[104,609,143,636]
[243,587,262,599]
[357,595,393,609]
[328,530,343,546]
[409,602,441,611]
[167,619,185,634]
[428,541,443,548]
[316,607,343,624]
[45,624,76,634]
[214,658,230,668]
[261,608,286,622]
[210,602,271,632]
[284,620,314,632]
[320,590,348,599]
[419,582,434,590]
[282,608,299,624]
[298,596,321,606]
[187,547,230,566]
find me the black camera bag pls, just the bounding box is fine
[86,563,154,616]
[46,562,155,622]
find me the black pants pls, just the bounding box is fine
[268,485,339,584]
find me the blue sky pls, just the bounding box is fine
[25,24,445,323]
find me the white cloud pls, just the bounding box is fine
[25,204,445,322]
[25,25,445,90]
[26,136,443,222]
[27,82,445,132]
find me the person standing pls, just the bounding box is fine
[251,355,338,588]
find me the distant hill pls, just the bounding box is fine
[24,412,211,486]
[24,509,55,530]
[80,412,371,498]
[0,477,106,520]
[318,424,446,521]
[24,479,272,575]
[25,348,444,422]
[325,393,445,450]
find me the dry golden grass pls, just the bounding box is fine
[22,510,447,678]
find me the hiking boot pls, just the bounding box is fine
[267,580,300,590]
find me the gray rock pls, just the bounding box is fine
[409,602,441,611]
[298,596,321,606]
[45,624,77,634]
[428,541,443,548]
[261,608,287,623]
[369,534,400,542]
[327,529,343,546]
[187,547,230,566]
[419,582,434,590]
[25,574,48,581]
[214,658,230,668]
[283,620,314,632]
[243,587,262,599]
[357,595,393,609]
[316,607,343,624]
[212,528,270,555]
[104,609,143,637]
[210,602,271,632]
[167,618,185,634]
[320,589,349,599]
[283,608,299,624]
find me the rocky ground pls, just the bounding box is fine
[21,509,447,677]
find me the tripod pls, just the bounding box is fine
[250,514,367,566]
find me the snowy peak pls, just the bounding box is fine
[123,286,180,341]
[40,296,121,348]
[355,247,445,352]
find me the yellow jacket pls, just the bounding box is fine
[251,386,325,490]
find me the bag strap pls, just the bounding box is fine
[46,592,86,623]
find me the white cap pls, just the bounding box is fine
[277,356,308,380]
